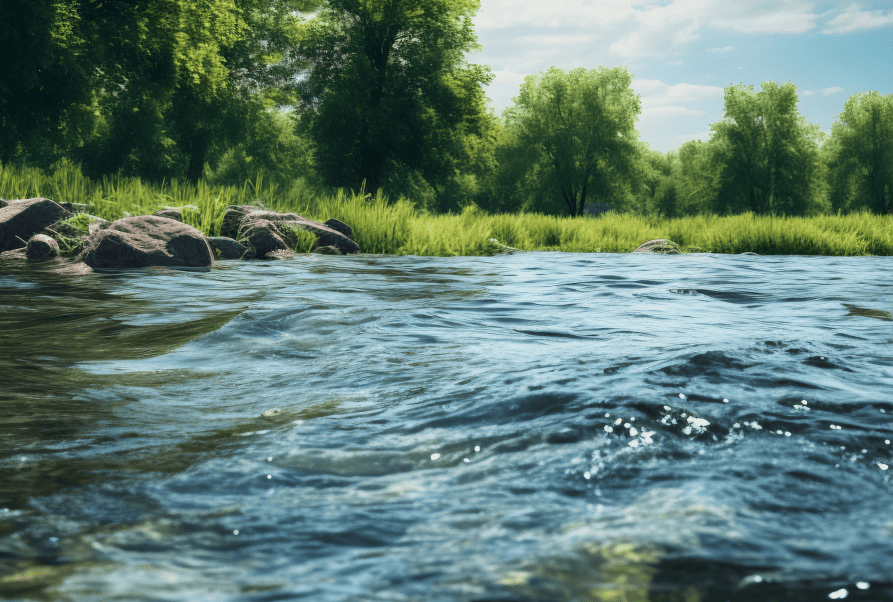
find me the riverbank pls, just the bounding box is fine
[3,162,891,256]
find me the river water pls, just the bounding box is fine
[1,252,891,601]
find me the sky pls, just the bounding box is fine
[467,0,893,152]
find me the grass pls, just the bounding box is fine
[2,161,891,256]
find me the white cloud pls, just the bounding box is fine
[821,4,893,34]
[708,46,735,52]
[822,87,845,95]
[802,90,815,96]
[642,106,706,118]
[634,80,725,107]
[709,3,819,34]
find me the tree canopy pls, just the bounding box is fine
[824,91,892,214]
[501,67,641,217]
[294,0,493,196]
[709,82,823,216]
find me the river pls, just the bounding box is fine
[1,252,891,601]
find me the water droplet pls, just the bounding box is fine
[233,530,239,535]
[802,400,808,405]
[878,463,889,471]
[679,393,686,399]
[828,588,848,599]
[463,458,469,463]
[605,413,610,417]
[267,475,272,479]
[267,457,272,462]
[629,427,638,437]
[430,453,441,461]
[723,398,729,403]
[856,582,869,590]
[785,432,791,437]
[474,446,480,452]
[663,406,671,411]
[777,430,783,435]
[583,472,591,480]
[604,426,614,433]
[886,440,890,445]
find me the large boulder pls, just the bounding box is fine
[82,215,213,269]
[26,234,60,260]
[632,239,682,254]
[0,198,70,252]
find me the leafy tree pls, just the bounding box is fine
[294,0,493,197]
[674,140,717,215]
[502,66,641,217]
[0,1,98,164]
[824,91,892,214]
[710,82,823,216]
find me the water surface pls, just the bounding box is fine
[1,252,892,601]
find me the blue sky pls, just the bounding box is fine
[468,0,893,152]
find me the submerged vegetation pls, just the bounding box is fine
[3,161,889,257]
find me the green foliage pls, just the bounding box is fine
[295,0,493,196]
[710,82,825,216]
[6,160,890,257]
[500,66,641,217]
[824,91,893,214]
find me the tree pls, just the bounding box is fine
[0,1,99,164]
[824,91,892,214]
[710,82,823,216]
[294,0,493,197]
[502,67,641,217]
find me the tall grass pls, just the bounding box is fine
[2,161,891,256]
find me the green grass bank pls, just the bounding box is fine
[3,162,891,256]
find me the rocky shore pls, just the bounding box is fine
[0,197,362,270]
[0,196,690,270]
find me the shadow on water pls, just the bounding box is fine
[842,303,893,322]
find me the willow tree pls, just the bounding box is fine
[295,0,492,196]
[502,66,641,217]
[709,81,824,216]
[824,91,892,214]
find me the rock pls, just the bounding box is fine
[25,234,60,260]
[82,215,213,269]
[240,219,291,258]
[0,198,70,252]
[154,208,183,222]
[205,236,248,260]
[236,211,360,257]
[220,205,261,239]
[323,218,352,238]
[314,218,358,253]
[631,239,682,254]
[0,199,7,208]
